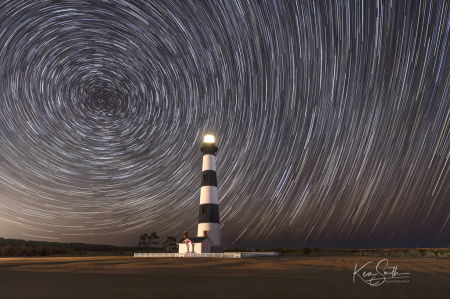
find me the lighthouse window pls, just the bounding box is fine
[204,174,207,182]
[202,205,205,214]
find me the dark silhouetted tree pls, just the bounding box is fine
[275,247,284,255]
[148,232,159,249]
[138,233,148,251]
[163,236,177,252]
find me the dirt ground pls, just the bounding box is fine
[0,256,449,298]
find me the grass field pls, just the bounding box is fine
[1,256,449,298]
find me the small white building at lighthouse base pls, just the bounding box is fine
[177,236,213,253]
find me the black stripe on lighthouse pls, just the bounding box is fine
[198,204,220,223]
[201,170,217,187]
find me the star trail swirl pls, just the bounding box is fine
[0,0,450,248]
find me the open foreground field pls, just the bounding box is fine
[1,256,449,298]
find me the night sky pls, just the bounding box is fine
[0,0,450,249]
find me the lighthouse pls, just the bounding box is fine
[197,135,222,252]
[176,134,222,254]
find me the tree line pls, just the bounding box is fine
[0,234,179,257]
[0,237,149,257]
[224,247,450,257]
[0,237,142,252]
[138,232,177,252]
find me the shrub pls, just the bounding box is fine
[303,248,312,255]
[390,251,402,257]
[275,248,284,255]
[424,251,436,257]
[406,249,421,257]
[224,248,247,252]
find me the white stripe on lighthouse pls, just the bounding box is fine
[200,186,218,205]
[202,154,216,171]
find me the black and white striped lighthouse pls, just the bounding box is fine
[197,135,222,252]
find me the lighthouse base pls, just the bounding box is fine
[197,223,221,246]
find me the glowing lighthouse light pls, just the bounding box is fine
[204,135,215,143]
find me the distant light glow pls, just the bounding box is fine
[204,135,215,143]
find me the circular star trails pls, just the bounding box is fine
[0,0,449,248]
